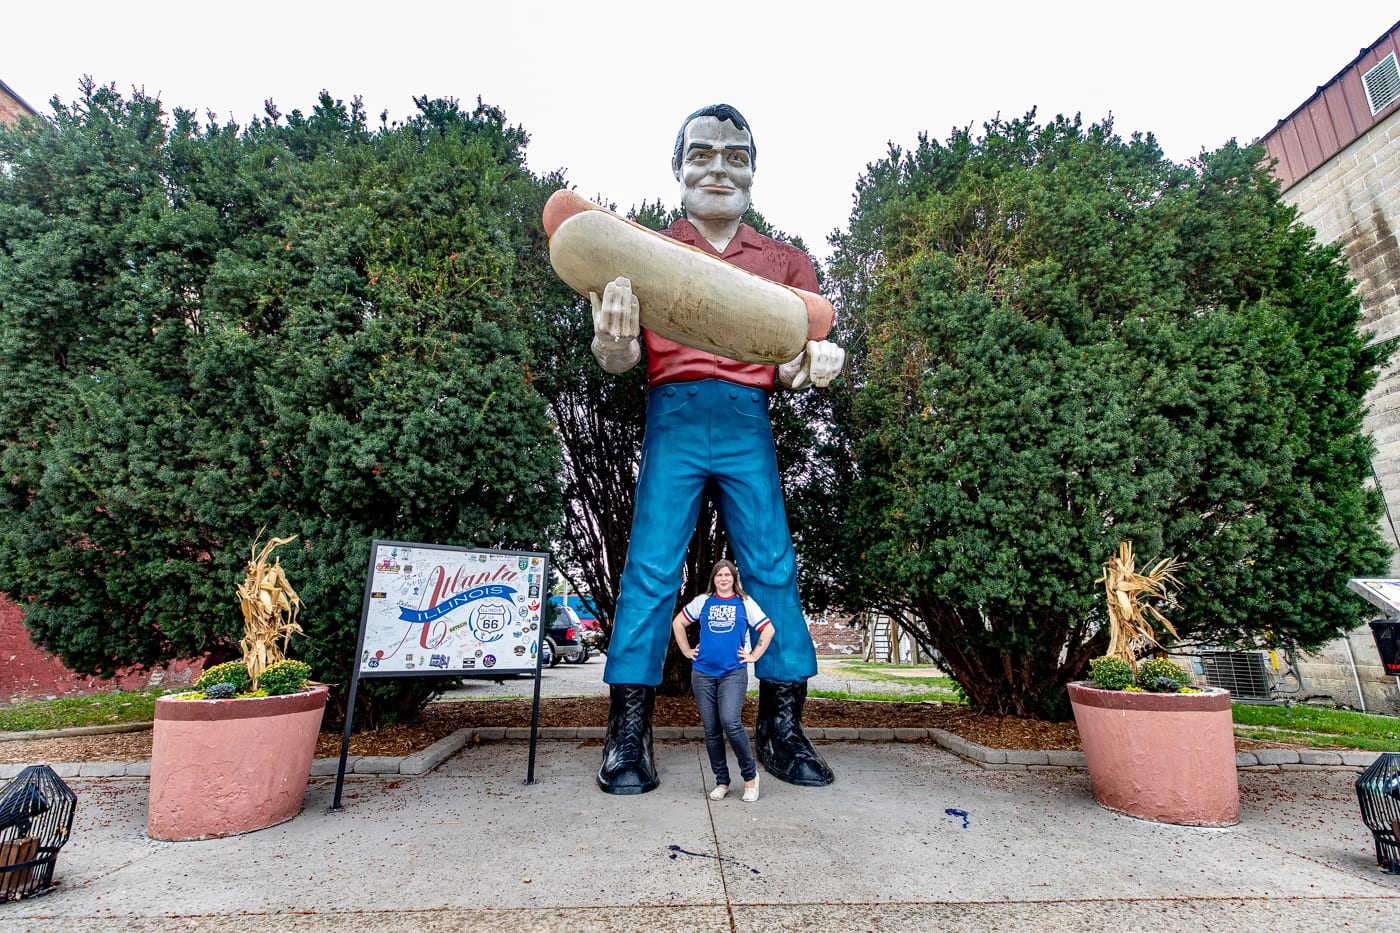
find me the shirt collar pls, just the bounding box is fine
[669,218,763,259]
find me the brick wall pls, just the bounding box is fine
[806,610,863,657]
[0,595,205,704]
[0,84,35,125]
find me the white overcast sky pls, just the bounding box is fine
[5,2,1397,259]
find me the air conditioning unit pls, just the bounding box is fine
[1197,650,1273,700]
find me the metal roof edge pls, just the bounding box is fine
[0,78,38,117]
[1258,17,1400,145]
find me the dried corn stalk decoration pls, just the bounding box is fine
[237,534,304,688]
[1096,541,1184,667]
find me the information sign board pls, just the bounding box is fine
[334,541,552,808]
[356,541,549,677]
[1347,578,1400,619]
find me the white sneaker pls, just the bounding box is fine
[709,785,728,800]
[742,776,760,803]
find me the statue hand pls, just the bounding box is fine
[590,276,640,347]
[780,339,846,390]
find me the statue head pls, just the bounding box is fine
[673,104,755,226]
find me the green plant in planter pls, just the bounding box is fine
[1089,656,1135,690]
[258,660,312,696]
[1136,657,1192,693]
[194,658,254,694]
[194,660,252,695]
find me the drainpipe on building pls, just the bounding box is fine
[1344,634,1368,712]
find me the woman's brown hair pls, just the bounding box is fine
[707,558,746,598]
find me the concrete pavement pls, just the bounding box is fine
[3,657,1399,930]
[5,740,1399,931]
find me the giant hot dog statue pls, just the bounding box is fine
[542,189,834,366]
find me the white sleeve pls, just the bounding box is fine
[743,596,770,630]
[682,595,708,622]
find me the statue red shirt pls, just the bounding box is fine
[644,219,824,391]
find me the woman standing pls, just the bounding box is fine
[673,559,773,803]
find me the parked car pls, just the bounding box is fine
[545,606,585,667]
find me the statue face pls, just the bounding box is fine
[676,115,754,225]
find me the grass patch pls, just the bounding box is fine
[808,689,962,703]
[814,660,963,702]
[0,689,167,732]
[825,659,954,688]
[1232,703,1400,751]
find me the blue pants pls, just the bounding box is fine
[692,666,755,785]
[604,378,817,686]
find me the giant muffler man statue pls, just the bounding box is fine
[585,103,845,794]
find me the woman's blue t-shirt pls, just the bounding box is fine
[682,592,770,677]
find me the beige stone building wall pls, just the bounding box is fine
[1278,106,1400,715]
[1283,106,1400,530]
[1294,627,1400,715]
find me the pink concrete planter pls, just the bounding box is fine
[1067,682,1239,827]
[147,685,328,841]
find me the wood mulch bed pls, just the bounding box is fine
[0,695,1299,765]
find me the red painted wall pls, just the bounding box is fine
[0,594,205,703]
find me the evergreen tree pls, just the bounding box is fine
[825,113,1390,719]
[0,83,564,725]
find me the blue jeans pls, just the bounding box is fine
[603,379,818,686]
[692,666,755,785]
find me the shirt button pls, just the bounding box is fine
[729,389,738,399]
[664,387,675,397]
[688,386,698,396]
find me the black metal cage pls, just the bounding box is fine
[0,765,77,901]
[1355,752,1400,873]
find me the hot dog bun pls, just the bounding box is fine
[543,189,832,365]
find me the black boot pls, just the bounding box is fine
[597,684,659,795]
[755,679,834,787]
